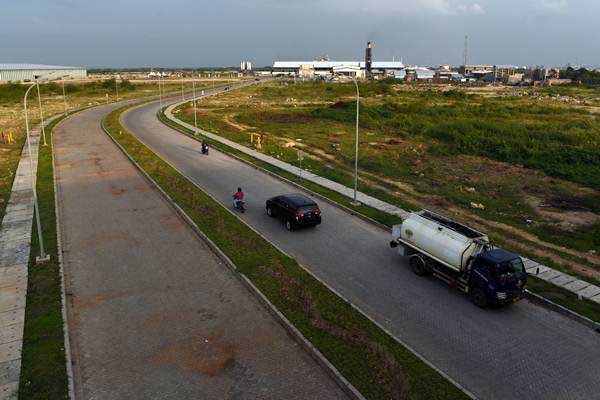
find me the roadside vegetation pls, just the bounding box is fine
[107,103,470,400]
[172,81,600,288]
[19,116,68,400]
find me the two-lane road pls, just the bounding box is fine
[122,97,600,400]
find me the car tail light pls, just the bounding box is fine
[315,210,321,216]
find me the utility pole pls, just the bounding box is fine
[351,78,360,206]
[181,70,185,101]
[192,80,198,133]
[463,35,469,67]
[62,78,68,116]
[35,82,48,146]
[23,83,49,263]
[158,74,163,109]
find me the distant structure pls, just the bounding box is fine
[365,42,373,79]
[240,60,252,72]
[0,63,87,81]
[463,35,469,67]
[272,60,404,79]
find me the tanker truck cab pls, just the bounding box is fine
[390,210,527,308]
[468,249,527,307]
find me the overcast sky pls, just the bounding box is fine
[1,0,598,68]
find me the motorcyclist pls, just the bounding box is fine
[201,141,209,154]
[233,187,244,209]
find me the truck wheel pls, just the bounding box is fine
[409,256,427,276]
[470,287,488,308]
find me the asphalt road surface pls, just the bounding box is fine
[54,102,348,399]
[121,96,600,400]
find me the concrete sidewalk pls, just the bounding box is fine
[0,116,61,400]
[165,102,600,306]
[55,103,347,399]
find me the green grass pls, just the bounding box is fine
[19,116,69,400]
[527,276,600,323]
[162,107,600,325]
[108,104,469,400]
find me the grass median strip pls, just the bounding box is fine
[107,105,469,399]
[19,116,69,400]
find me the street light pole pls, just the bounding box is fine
[192,80,198,133]
[62,78,68,116]
[158,74,163,109]
[181,70,185,101]
[351,78,360,206]
[115,75,119,100]
[35,82,48,146]
[23,84,49,263]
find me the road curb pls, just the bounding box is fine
[524,290,600,333]
[99,117,367,400]
[50,115,77,400]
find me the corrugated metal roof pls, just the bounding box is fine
[273,61,404,69]
[0,63,82,70]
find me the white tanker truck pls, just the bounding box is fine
[390,210,527,307]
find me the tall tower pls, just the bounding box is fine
[365,41,373,79]
[463,35,469,67]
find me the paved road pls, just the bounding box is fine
[54,102,348,399]
[122,98,600,400]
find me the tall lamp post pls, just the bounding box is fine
[35,82,48,146]
[180,70,185,101]
[61,77,69,116]
[158,74,163,109]
[351,78,360,206]
[192,80,198,133]
[115,74,119,101]
[23,83,50,263]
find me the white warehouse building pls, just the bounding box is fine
[0,64,87,82]
[272,60,405,78]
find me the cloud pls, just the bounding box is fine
[315,0,485,16]
[536,0,568,13]
[457,3,485,15]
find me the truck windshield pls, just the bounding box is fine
[498,258,525,276]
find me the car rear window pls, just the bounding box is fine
[298,205,318,213]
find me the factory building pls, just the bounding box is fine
[272,60,405,78]
[0,63,87,81]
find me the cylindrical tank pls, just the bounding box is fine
[400,213,487,271]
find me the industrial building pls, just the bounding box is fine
[0,63,87,81]
[272,60,405,78]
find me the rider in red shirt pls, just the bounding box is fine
[233,187,244,208]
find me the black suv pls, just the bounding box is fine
[266,194,322,230]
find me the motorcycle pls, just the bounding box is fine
[201,143,209,155]
[233,197,245,213]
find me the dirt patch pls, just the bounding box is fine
[110,186,127,196]
[150,333,236,377]
[223,114,252,132]
[182,107,209,117]
[255,112,314,124]
[526,195,600,231]
[74,291,127,308]
[158,212,183,232]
